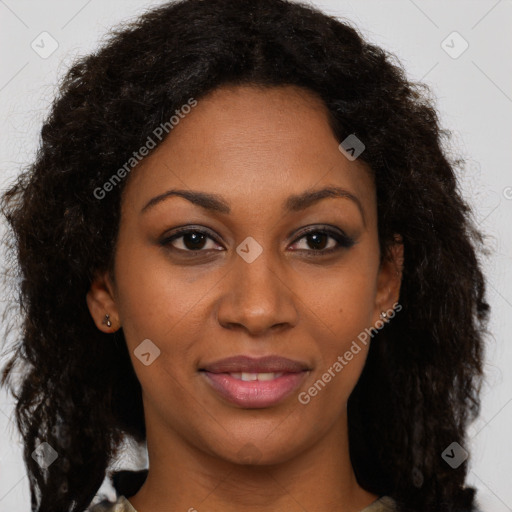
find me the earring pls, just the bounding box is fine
[103,314,112,328]
[380,311,388,320]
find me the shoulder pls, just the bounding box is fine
[87,495,137,512]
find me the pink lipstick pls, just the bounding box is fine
[200,355,310,408]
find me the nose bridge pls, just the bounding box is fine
[216,239,298,334]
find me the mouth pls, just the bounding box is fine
[199,355,311,408]
[223,372,285,381]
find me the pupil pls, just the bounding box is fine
[309,233,327,250]
[184,232,206,250]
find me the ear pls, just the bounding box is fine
[86,270,121,333]
[373,234,404,324]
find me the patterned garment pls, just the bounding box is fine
[88,494,397,512]
[88,495,137,512]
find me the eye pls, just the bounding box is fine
[289,226,356,255]
[160,228,223,253]
[160,225,356,256]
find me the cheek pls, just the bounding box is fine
[298,255,378,339]
[113,248,207,410]
[113,241,214,347]
[295,255,378,394]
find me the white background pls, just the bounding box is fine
[1,1,511,510]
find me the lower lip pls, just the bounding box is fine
[201,371,308,408]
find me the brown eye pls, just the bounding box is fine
[290,227,356,255]
[160,229,223,253]
[180,232,208,250]
[304,232,331,250]
[160,225,355,257]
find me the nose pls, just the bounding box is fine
[215,247,299,337]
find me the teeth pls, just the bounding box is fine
[229,372,284,381]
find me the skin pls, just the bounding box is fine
[87,84,403,512]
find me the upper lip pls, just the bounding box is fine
[200,355,310,374]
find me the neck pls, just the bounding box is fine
[128,409,378,512]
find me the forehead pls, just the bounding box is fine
[122,84,376,220]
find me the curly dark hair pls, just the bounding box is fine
[0,0,491,511]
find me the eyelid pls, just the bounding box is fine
[290,224,351,240]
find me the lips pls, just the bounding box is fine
[199,355,310,408]
[200,355,310,374]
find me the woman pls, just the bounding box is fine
[0,0,490,511]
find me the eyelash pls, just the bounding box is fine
[160,226,356,257]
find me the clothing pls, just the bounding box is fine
[88,494,397,512]
[86,494,137,512]
[87,495,136,512]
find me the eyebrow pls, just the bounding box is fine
[141,185,366,225]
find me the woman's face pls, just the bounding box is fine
[88,84,402,465]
